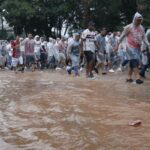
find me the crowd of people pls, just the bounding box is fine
[0,12,150,84]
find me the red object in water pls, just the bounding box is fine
[128,120,142,126]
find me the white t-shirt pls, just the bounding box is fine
[82,29,96,53]
[34,40,41,53]
[47,42,55,57]
[105,35,111,53]
[68,37,74,45]
[20,41,25,52]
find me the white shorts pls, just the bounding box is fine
[12,58,19,67]
[12,56,23,67]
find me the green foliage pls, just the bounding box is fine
[6,33,15,41]
[0,29,8,39]
[137,0,150,28]
[0,0,149,37]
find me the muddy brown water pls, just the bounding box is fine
[0,70,150,150]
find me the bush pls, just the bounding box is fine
[0,29,8,39]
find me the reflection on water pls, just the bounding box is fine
[0,71,150,150]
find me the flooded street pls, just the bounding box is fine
[0,70,150,150]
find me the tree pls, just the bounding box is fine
[0,0,149,38]
[137,0,150,28]
[0,0,36,35]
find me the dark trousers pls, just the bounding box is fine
[122,59,129,67]
[148,52,150,67]
[40,53,47,69]
[140,64,149,77]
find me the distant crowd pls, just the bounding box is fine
[0,12,150,84]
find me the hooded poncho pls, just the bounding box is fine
[118,12,150,60]
[126,12,144,49]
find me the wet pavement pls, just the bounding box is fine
[0,70,150,150]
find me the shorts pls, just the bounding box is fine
[129,59,139,69]
[106,51,115,63]
[12,56,23,67]
[12,58,19,67]
[34,52,41,61]
[25,55,35,65]
[59,53,66,61]
[84,51,94,62]
[126,47,140,60]
[96,53,105,64]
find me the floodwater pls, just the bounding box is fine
[0,70,150,150]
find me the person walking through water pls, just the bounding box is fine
[11,36,21,73]
[81,21,97,79]
[67,33,81,76]
[24,33,36,72]
[118,12,150,84]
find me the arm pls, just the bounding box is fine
[80,38,85,57]
[11,41,19,49]
[94,36,99,51]
[108,38,113,50]
[114,38,119,52]
[143,32,150,52]
[67,43,72,58]
[119,25,131,44]
[81,30,87,53]
[117,25,130,50]
[15,42,20,49]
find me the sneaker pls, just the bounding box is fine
[66,66,71,71]
[102,72,107,75]
[55,67,61,70]
[136,79,144,84]
[109,69,115,73]
[126,79,133,83]
[116,67,122,72]
[80,67,84,72]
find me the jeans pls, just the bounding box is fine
[68,66,79,75]
[140,64,149,77]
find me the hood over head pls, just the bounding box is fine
[133,12,143,24]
